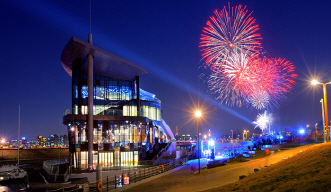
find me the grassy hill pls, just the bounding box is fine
[206,143,331,192]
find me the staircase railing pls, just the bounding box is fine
[153,142,171,161]
[63,167,69,182]
[54,166,59,182]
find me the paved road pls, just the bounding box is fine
[118,143,316,192]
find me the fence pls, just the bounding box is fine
[44,158,187,192]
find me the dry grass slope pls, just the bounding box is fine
[205,143,331,192]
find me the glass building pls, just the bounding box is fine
[61,37,174,169]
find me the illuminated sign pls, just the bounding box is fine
[124,176,129,185]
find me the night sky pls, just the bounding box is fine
[1,0,331,141]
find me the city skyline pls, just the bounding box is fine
[1,134,68,148]
[1,1,331,140]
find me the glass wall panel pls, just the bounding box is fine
[157,108,161,121]
[82,85,88,99]
[115,151,120,167]
[149,107,155,120]
[141,125,146,143]
[81,152,87,168]
[73,85,78,99]
[93,151,98,168]
[81,124,86,142]
[99,153,104,167]
[73,153,76,168]
[134,151,138,165]
[120,152,133,166]
[110,152,113,167]
[81,105,88,115]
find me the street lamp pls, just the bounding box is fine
[321,99,326,143]
[246,130,249,140]
[204,135,207,140]
[243,130,246,141]
[195,110,201,174]
[312,80,331,142]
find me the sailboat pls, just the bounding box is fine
[0,105,27,183]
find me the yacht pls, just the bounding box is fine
[0,165,17,175]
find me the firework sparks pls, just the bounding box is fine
[208,52,256,107]
[201,3,297,111]
[253,111,271,132]
[248,89,270,110]
[247,57,298,110]
[208,54,297,110]
[200,3,262,71]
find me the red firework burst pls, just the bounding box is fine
[200,3,262,72]
[208,54,298,110]
[247,57,298,110]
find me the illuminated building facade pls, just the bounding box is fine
[59,135,68,147]
[61,37,174,169]
[37,136,44,148]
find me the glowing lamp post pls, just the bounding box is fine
[204,135,207,140]
[321,99,326,143]
[312,80,331,142]
[195,110,201,174]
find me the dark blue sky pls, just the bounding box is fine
[1,0,331,140]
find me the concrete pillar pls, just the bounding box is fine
[96,163,102,182]
[136,76,140,116]
[88,33,94,169]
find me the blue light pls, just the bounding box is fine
[299,129,305,134]
[208,140,215,146]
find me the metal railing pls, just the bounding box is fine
[44,158,188,192]
[63,108,148,118]
[153,142,172,161]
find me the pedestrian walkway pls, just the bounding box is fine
[120,143,312,192]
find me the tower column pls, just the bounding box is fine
[136,76,140,116]
[88,33,94,169]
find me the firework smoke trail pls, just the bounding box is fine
[200,3,262,71]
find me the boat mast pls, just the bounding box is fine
[18,104,20,167]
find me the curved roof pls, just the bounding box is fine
[61,36,149,81]
[161,119,175,140]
